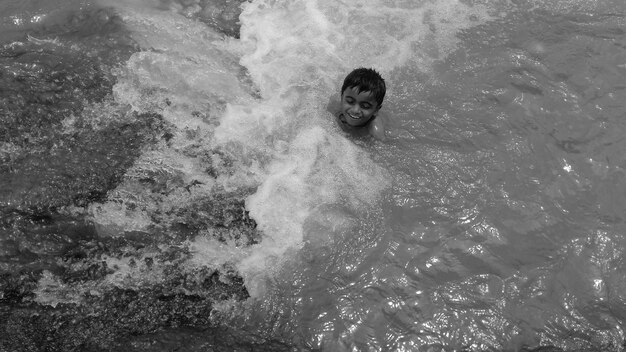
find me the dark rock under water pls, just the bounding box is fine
[0,4,286,351]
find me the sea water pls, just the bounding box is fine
[2,0,626,350]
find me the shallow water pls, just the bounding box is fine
[2,0,626,351]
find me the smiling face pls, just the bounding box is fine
[339,86,381,128]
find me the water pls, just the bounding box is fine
[2,0,626,351]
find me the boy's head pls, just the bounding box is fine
[338,68,386,127]
[341,68,386,107]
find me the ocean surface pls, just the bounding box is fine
[2,0,626,351]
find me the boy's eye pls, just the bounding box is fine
[360,103,372,109]
[345,97,355,104]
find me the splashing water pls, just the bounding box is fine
[2,0,626,350]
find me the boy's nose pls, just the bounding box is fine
[348,106,361,115]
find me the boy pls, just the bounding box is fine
[327,68,387,140]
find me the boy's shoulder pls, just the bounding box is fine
[368,115,386,140]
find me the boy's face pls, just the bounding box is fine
[340,86,380,127]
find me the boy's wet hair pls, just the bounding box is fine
[341,68,386,107]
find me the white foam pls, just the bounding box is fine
[207,0,498,295]
[94,0,498,297]
[88,1,256,237]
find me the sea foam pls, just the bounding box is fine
[89,0,494,297]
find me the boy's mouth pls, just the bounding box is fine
[347,112,362,120]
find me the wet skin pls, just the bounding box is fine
[338,87,381,128]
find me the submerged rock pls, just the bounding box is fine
[0,4,263,351]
